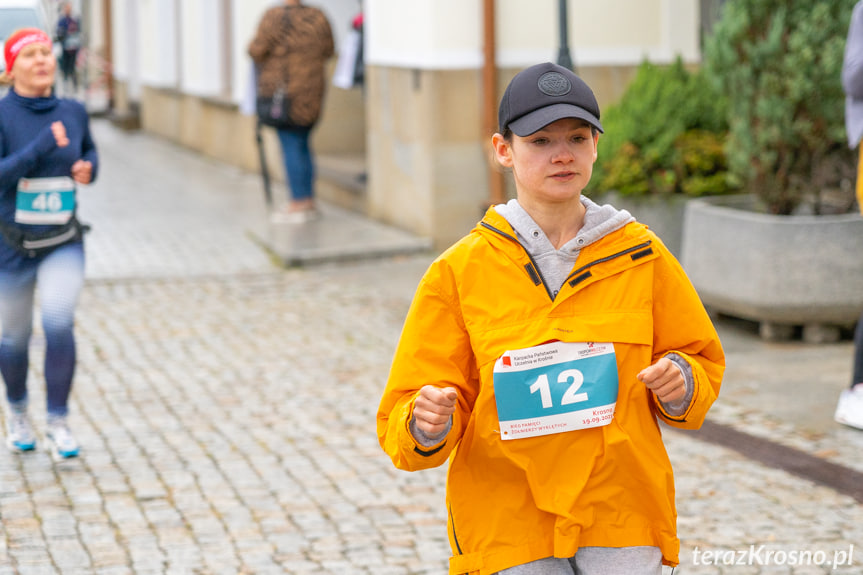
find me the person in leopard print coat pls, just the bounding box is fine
[249,0,334,222]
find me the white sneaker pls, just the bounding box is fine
[46,417,79,459]
[270,207,320,224]
[834,383,863,430]
[5,409,36,452]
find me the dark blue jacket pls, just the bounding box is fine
[0,89,98,269]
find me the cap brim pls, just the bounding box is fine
[508,103,603,136]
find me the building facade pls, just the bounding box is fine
[97,0,705,248]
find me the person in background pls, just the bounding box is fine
[835,0,863,431]
[248,0,334,224]
[351,7,364,88]
[55,2,82,96]
[0,28,98,459]
[377,62,724,574]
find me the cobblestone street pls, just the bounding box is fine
[0,120,861,574]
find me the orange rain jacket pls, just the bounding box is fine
[377,207,725,575]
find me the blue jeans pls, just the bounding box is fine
[0,242,84,416]
[276,127,315,202]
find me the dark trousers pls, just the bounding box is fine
[60,50,78,88]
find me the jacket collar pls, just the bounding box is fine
[474,202,651,254]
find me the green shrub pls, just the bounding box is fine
[703,0,857,214]
[598,142,650,196]
[590,57,734,198]
[675,130,729,196]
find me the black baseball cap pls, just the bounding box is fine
[498,62,603,136]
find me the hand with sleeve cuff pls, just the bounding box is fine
[51,121,93,184]
[638,357,686,404]
[412,385,458,439]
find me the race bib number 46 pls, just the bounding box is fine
[493,341,618,440]
[16,177,76,225]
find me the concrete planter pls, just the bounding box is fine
[681,194,863,342]
[590,191,689,258]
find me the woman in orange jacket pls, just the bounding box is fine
[377,62,725,575]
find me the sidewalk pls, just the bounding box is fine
[0,119,861,574]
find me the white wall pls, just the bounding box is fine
[137,0,177,88]
[109,0,126,80]
[366,0,482,69]
[180,0,222,96]
[110,0,142,98]
[84,0,103,49]
[366,0,701,70]
[231,0,274,104]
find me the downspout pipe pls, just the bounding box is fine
[103,0,114,108]
[557,0,574,71]
[484,0,506,207]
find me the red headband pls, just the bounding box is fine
[4,28,52,73]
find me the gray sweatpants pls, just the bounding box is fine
[495,546,663,575]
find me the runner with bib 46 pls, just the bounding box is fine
[0,28,98,461]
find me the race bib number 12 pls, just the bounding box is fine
[493,341,618,440]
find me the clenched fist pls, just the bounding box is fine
[51,121,69,147]
[638,357,685,404]
[71,160,93,184]
[413,385,458,438]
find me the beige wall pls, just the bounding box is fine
[138,88,260,170]
[366,67,486,248]
[128,59,367,187]
[364,63,642,250]
[315,82,368,156]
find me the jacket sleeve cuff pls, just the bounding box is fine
[659,352,694,416]
[390,399,452,464]
[654,350,719,429]
[409,414,452,447]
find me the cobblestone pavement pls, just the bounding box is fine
[1,120,861,574]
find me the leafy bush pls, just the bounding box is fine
[703,0,858,214]
[590,58,734,198]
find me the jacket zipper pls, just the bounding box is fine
[480,222,555,300]
[566,240,653,287]
[481,222,654,298]
[449,504,463,556]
